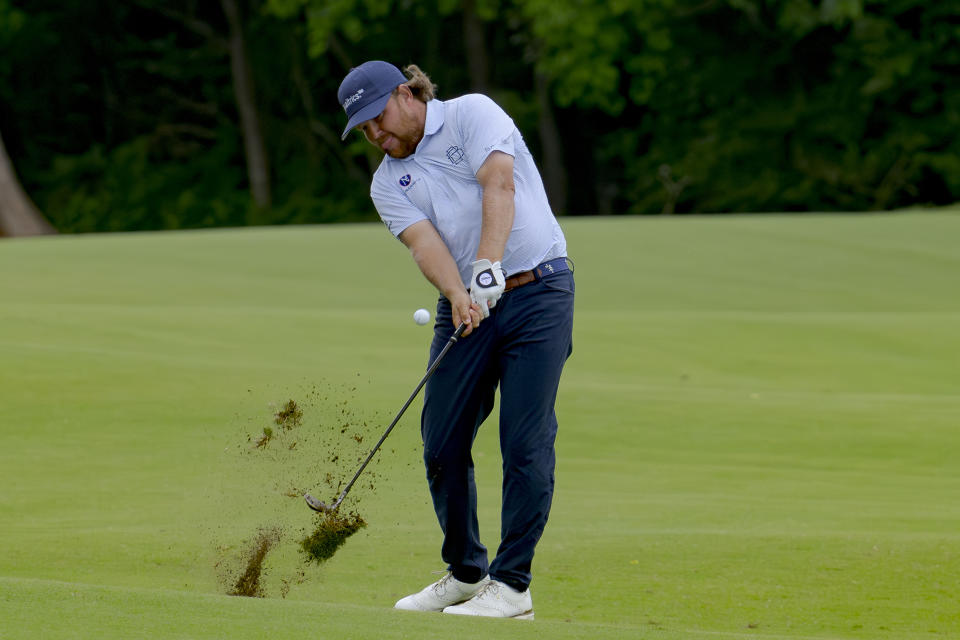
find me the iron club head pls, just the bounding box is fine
[304,493,336,513]
[302,323,467,514]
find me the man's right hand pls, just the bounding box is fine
[450,291,483,337]
[397,220,485,337]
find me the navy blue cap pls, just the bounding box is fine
[338,61,406,140]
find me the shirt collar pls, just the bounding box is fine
[423,99,444,137]
[389,99,442,161]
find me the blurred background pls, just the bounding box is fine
[1,0,958,236]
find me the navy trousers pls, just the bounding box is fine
[421,264,574,592]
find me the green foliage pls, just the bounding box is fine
[0,0,26,39]
[514,0,674,114]
[3,0,958,229]
[601,0,960,214]
[34,134,249,232]
[0,2,23,85]
[266,0,396,56]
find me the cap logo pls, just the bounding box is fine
[342,88,365,110]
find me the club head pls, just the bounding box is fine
[304,493,334,513]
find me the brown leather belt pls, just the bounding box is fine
[502,257,571,292]
[504,270,537,292]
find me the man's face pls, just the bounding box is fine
[356,90,423,159]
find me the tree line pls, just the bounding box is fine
[1,0,957,235]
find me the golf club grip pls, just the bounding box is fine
[326,322,467,506]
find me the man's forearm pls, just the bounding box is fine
[411,236,467,302]
[400,219,467,301]
[476,184,514,264]
[400,219,483,335]
[475,151,516,264]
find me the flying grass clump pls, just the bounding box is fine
[219,389,378,596]
[300,511,367,564]
[228,527,282,598]
[252,399,303,449]
[253,426,274,449]
[274,399,303,431]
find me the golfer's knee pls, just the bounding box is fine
[424,448,454,481]
[425,455,444,481]
[503,449,555,484]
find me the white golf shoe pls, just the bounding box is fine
[394,573,491,612]
[442,580,534,620]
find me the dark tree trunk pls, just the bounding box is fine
[0,129,56,237]
[534,72,567,214]
[462,0,490,92]
[221,0,271,210]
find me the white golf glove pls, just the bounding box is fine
[469,258,506,318]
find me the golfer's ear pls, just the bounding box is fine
[395,83,414,102]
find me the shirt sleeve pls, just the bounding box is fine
[370,169,429,239]
[457,94,517,176]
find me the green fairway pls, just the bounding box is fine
[1,212,958,639]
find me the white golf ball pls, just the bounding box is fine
[413,308,431,325]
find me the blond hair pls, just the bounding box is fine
[401,64,437,101]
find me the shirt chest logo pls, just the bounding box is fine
[399,174,411,187]
[446,146,465,165]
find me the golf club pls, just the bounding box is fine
[305,321,467,513]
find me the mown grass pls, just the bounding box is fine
[1,211,958,639]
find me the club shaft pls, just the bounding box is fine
[324,322,466,508]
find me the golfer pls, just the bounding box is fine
[337,60,574,620]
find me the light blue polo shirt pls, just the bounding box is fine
[370,94,567,288]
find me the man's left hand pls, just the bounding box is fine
[469,259,506,318]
